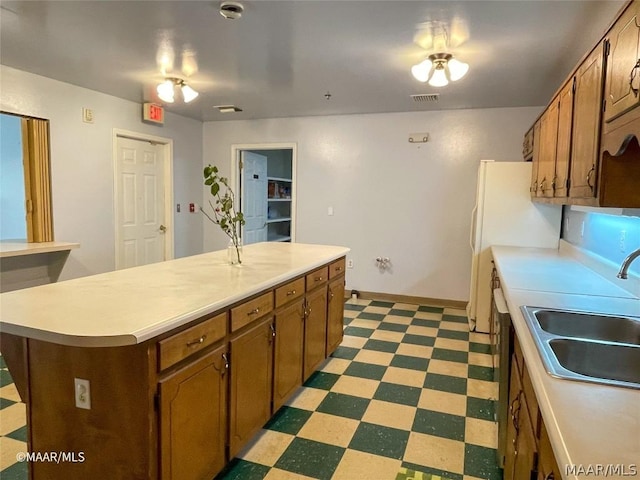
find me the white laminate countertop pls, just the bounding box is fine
[0,242,349,347]
[492,244,640,480]
[0,241,80,258]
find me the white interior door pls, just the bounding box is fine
[115,136,167,269]
[240,151,268,245]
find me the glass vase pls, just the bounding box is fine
[227,239,243,265]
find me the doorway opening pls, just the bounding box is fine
[231,144,297,245]
[113,129,174,270]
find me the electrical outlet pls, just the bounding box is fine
[620,230,626,253]
[347,259,354,269]
[74,378,91,410]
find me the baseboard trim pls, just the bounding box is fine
[345,289,467,310]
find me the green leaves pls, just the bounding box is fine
[202,163,243,246]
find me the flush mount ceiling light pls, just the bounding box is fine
[411,53,469,87]
[156,77,199,104]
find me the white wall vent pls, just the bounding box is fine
[411,94,439,102]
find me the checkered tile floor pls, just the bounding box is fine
[0,299,501,480]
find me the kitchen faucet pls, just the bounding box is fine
[617,247,640,279]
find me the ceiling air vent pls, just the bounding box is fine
[411,94,439,103]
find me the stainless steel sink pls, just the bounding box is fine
[531,308,640,345]
[521,306,640,389]
[549,338,640,386]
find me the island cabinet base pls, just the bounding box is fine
[0,337,158,479]
[0,254,347,480]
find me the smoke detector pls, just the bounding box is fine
[220,1,244,19]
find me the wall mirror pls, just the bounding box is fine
[0,111,53,243]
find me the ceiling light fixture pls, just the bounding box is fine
[156,77,199,104]
[411,53,469,87]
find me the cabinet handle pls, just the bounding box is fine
[186,335,207,347]
[551,174,557,191]
[329,288,334,300]
[221,353,229,376]
[545,473,555,480]
[335,266,342,272]
[586,165,595,190]
[314,276,323,282]
[248,307,260,316]
[270,323,276,342]
[630,58,640,97]
[539,177,546,191]
[286,290,296,296]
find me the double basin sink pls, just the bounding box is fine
[521,307,640,389]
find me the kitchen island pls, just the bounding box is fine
[0,242,349,479]
[492,242,639,480]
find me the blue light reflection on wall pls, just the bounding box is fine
[563,209,640,277]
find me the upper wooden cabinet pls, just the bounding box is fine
[526,0,640,207]
[554,80,574,198]
[537,99,560,198]
[569,43,606,199]
[604,1,640,122]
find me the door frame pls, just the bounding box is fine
[112,129,174,269]
[230,143,297,243]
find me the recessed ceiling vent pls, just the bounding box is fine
[214,105,243,113]
[411,94,439,103]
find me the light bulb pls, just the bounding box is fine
[428,65,449,87]
[157,80,175,103]
[448,58,469,81]
[411,59,432,82]
[181,84,199,103]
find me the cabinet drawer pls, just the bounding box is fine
[275,277,305,308]
[231,292,274,332]
[329,258,346,279]
[306,266,329,291]
[158,312,227,371]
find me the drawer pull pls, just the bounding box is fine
[335,266,342,272]
[186,335,207,347]
[248,308,260,316]
[221,352,229,376]
[630,58,640,97]
[314,276,323,282]
[586,165,595,190]
[286,290,296,296]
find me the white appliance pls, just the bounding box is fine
[467,160,562,332]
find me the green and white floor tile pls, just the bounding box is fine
[0,299,502,480]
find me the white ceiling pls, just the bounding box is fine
[0,1,625,122]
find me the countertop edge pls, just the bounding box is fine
[0,241,80,258]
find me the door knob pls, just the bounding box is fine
[159,225,167,233]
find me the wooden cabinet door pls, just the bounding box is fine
[538,99,560,197]
[570,43,605,199]
[159,345,228,480]
[326,276,346,356]
[504,363,521,480]
[555,80,574,197]
[273,299,305,410]
[530,120,542,197]
[514,393,538,480]
[303,286,328,380]
[229,317,274,457]
[604,1,640,122]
